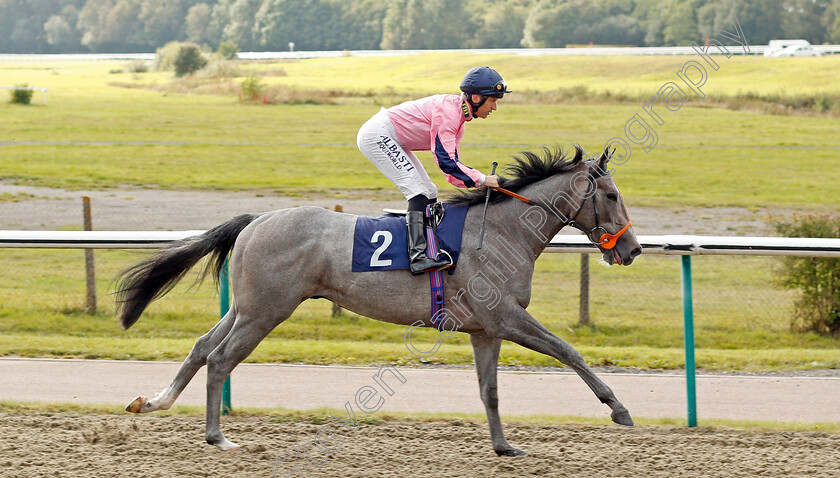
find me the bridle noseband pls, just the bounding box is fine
[491,166,631,250]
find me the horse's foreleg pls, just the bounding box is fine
[204,318,276,451]
[491,304,634,427]
[126,309,236,414]
[469,333,526,457]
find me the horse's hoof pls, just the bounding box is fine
[611,409,635,427]
[495,446,527,457]
[207,433,241,451]
[211,438,241,451]
[219,442,241,452]
[125,396,147,414]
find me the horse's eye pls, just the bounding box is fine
[606,192,618,201]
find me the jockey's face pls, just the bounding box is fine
[472,95,500,119]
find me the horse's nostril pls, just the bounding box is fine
[631,247,642,258]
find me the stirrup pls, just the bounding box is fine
[410,256,452,275]
[434,249,454,270]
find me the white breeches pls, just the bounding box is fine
[357,108,437,201]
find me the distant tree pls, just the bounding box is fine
[381,0,427,49]
[44,5,83,52]
[106,0,147,50]
[662,0,700,46]
[826,0,840,42]
[77,0,149,52]
[578,14,645,45]
[9,12,45,52]
[255,0,340,51]
[140,0,204,47]
[423,0,476,49]
[224,0,262,50]
[338,0,388,50]
[207,0,235,47]
[522,0,593,47]
[467,4,528,48]
[782,0,831,44]
[77,0,115,52]
[44,15,75,49]
[697,0,783,46]
[633,0,667,46]
[185,3,213,44]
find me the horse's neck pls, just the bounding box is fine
[495,175,576,260]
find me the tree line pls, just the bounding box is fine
[2,0,839,54]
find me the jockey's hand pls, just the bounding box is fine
[482,175,500,189]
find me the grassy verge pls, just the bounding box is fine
[1,334,838,372]
[2,401,837,434]
[0,249,837,372]
[0,56,839,210]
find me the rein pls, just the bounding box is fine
[491,181,630,250]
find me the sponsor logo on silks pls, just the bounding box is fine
[461,101,470,119]
[377,136,414,172]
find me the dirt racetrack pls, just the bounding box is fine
[2,413,839,478]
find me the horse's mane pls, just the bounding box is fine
[448,144,586,207]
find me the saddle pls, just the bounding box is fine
[351,203,467,273]
[351,203,469,331]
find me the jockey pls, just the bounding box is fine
[356,66,511,275]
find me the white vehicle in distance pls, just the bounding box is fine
[773,44,824,57]
[763,39,822,57]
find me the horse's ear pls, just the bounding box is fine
[597,147,611,168]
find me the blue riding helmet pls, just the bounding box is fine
[460,66,511,117]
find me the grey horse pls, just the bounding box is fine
[117,145,642,455]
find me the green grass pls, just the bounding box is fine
[2,401,838,434]
[1,54,838,372]
[1,55,839,209]
[0,249,836,372]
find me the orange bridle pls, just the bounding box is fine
[491,179,631,250]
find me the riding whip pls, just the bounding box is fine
[477,162,497,250]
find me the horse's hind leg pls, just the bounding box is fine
[126,308,236,414]
[203,315,281,450]
[470,333,526,457]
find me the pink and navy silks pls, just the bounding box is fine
[386,94,484,188]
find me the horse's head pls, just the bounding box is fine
[569,148,642,266]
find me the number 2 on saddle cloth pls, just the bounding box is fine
[351,203,469,331]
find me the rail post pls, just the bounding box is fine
[681,255,697,427]
[220,259,232,415]
[82,197,96,314]
[579,254,590,326]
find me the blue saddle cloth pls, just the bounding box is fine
[352,204,468,272]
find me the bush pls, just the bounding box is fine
[774,214,840,336]
[127,60,149,73]
[9,84,33,105]
[201,60,241,79]
[174,45,208,77]
[240,74,264,101]
[154,41,206,73]
[217,41,239,60]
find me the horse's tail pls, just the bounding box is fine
[115,213,259,330]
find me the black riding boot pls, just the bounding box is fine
[407,210,452,275]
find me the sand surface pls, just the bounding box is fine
[2,413,840,478]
